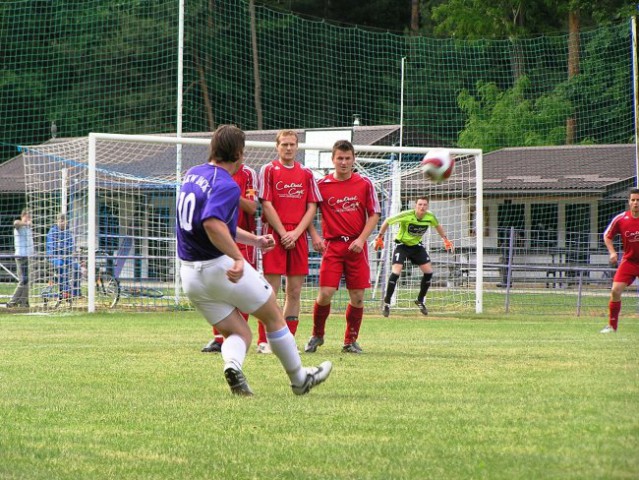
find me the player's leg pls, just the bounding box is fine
[342,248,370,353]
[213,310,254,396]
[602,281,627,333]
[305,241,342,353]
[251,293,332,394]
[383,245,406,316]
[601,260,638,332]
[305,285,336,353]
[283,275,304,335]
[283,235,310,335]
[413,247,432,316]
[343,288,365,353]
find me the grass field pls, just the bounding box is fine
[1,310,637,479]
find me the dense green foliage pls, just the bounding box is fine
[0,0,635,164]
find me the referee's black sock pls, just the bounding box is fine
[384,273,400,304]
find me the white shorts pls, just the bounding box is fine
[180,256,273,326]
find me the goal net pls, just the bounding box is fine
[20,133,483,314]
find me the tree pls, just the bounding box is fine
[457,76,573,152]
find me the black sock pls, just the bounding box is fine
[418,273,433,303]
[384,273,400,304]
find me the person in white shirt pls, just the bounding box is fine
[7,209,34,308]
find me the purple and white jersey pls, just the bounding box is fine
[176,163,240,261]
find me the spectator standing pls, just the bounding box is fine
[7,209,34,308]
[46,213,81,298]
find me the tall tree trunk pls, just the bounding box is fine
[410,0,419,35]
[195,55,215,132]
[566,10,580,144]
[249,0,263,130]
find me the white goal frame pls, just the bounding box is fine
[86,132,483,313]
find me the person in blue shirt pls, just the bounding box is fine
[46,213,81,298]
[176,124,332,397]
[7,209,34,308]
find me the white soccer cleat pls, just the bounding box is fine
[256,342,272,354]
[291,361,333,395]
[600,325,616,334]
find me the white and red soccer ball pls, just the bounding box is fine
[420,148,454,183]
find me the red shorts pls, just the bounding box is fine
[319,239,371,290]
[613,258,639,285]
[238,243,256,268]
[261,224,309,276]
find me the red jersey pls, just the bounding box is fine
[232,164,258,233]
[604,210,639,263]
[317,172,380,240]
[258,160,322,225]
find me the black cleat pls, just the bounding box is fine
[201,339,222,353]
[341,342,363,354]
[224,367,254,396]
[414,300,428,316]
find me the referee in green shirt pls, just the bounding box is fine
[374,196,453,316]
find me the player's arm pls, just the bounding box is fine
[238,196,257,216]
[307,223,325,254]
[281,202,317,246]
[236,227,275,253]
[203,217,245,282]
[435,225,454,252]
[350,213,380,253]
[261,200,286,236]
[604,234,618,266]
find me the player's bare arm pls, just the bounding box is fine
[350,213,380,253]
[203,217,245,282]
[604,235,618,266]
[238,196,258,216]
[236,227,276,253]
[307,223,325,254]
[281,203,317,247]
[261,200,287,236]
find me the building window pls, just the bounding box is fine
[530,204,558,251]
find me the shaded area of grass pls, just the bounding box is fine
[0,312,637,479]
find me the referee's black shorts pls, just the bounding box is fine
[391,242,430,266]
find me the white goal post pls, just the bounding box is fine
[23,132,483,314]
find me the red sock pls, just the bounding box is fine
[344,304,363,345]
[257,320,268,345]
[286,316,299,336]
[313,302,331,338]
[609,300,621,331]
[212,327,224,344]
[239,311,249,322]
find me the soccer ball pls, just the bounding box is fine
[420,148,454,183]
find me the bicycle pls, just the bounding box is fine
[40,251,120,309]
[118,284,164,299]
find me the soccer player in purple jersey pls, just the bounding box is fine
[176,125,332,396]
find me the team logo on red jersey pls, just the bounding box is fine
[328,195,360,212]
[275,181,304,198]
[624,230,639,242]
